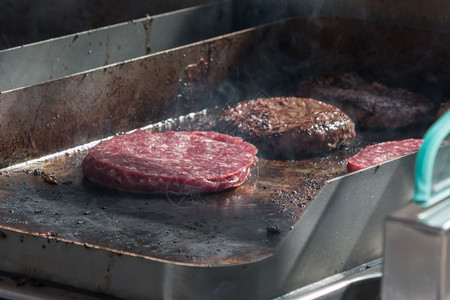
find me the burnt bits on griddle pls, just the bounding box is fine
[26,168,59,185]
[296,72,434,129]
[266,225,281,235]
[218,97,356,159]
[41,172,58,185]
[184,58,208,81]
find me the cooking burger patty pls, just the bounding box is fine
[296,73,434,128]
[347,139,423,172]
[82,130,258,195]
[218,97,356,158]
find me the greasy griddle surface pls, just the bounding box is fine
[0,110,356,266]
[0,15,439,265]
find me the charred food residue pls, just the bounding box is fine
[266,225,281,235]
[185,58,209,81]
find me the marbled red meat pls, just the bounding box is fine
[347,139,423,172]
[82,130,258,194]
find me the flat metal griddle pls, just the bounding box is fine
[0,108,354,266]
[0,17,447,299]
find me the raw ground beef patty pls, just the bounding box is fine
[82,130,258,194]
[218,97,356,158]
[347,139,423,172]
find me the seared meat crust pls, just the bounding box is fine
[218,97,356,159]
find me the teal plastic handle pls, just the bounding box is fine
[414,110,450,207]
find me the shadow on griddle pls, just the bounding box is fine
[81,175,251,208]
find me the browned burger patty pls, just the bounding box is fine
[296,73,434,128]
[218,97,356,158]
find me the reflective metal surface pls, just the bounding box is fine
[382,176,450,299]
[0,270,105,300]
[0,1,232,91]
[0,0,218,50]
[277,259,382,300]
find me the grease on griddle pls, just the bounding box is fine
[13,276,42,287]
[25,168,59,185]
[267,174,330,219]
[38,231,58,237]
[41,172,58,185]
[32,169,42,176]
[0,171,10,177]
[266,225,281,235]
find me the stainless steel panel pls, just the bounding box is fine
[0,0,218,49]
[277,259,382,300]
[0,1,232,92]
[382,218,446,300]
[382,192,450,298]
